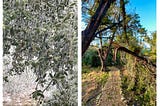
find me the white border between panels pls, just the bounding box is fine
[157,0,159,105]
[0,0,3,106]
[78,0,82,106]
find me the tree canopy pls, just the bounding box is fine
[3,0,78,105]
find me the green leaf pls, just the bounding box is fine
[64,71,68,76]
[70,2,76,7]
[31,62,37,67]
[3,76,9,82]
[35,78,39,82]
[32,90,44,100]
[55,23,61,27]
[62,13,71,22]
[49,73,53,78]
[43,73,46,78]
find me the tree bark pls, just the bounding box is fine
[97,48,107,71]
[82,0,116,56]
[97,31,116,71]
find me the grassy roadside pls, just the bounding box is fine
[82,66,109,105]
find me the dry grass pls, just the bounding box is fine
[82,70,109,105]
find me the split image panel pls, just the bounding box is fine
[2,0,157,106]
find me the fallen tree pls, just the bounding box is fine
[112,43,156,68]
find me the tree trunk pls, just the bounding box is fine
[98,48,107,72]
[101,60,107,71]
[97,30,116,71]
[120,0,128,44]
[82,0,116,55]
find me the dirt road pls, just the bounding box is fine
[96,68,126,106]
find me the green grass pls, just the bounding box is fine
[95,72,109,87]
[82,65,109,87]
[82,65,101,73]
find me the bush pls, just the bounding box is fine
[82,48,101,67]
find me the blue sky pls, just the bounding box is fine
[82,0,156,32]
[127,0,156,32]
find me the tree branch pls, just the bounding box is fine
[95,20,123,36]
[118,47,156,67]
